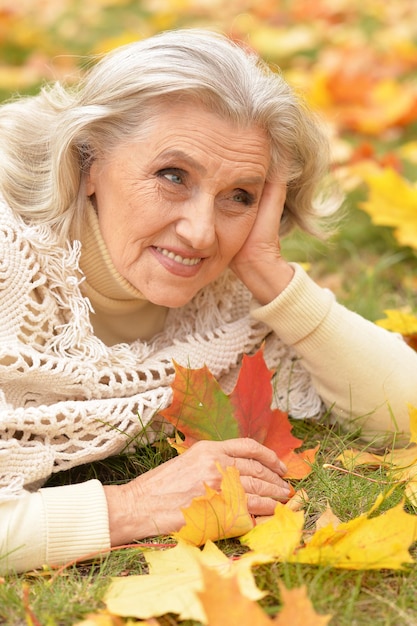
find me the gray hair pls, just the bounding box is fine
[0,28,340,243]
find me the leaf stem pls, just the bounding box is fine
[323,463,404,485]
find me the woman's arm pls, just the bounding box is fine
[231,181,417,442]
[0,481,109,575]
[252,264,417,441]
[0,440,289,574]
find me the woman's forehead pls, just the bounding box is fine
[133,102,270,165]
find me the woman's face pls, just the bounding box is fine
[86,102,270,307]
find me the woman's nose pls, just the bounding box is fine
[175,195,216,249]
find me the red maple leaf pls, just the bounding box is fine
[160,348,318,479]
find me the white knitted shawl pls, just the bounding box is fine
[0,199,322,500]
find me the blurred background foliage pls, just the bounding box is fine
[0,0,416,328]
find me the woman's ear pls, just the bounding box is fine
[86,162,97,196]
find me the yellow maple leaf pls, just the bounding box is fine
[104,539,270,623]
[375,310,417,336]
[293,494,417,570]
[375,309,417,351]
[358,167,417,250]
[174,464,254,546]
[241,493,417,570]
[240,502,305,559]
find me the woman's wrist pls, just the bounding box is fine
[239,258,295,305]
[104,483,152,546]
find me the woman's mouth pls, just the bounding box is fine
[155,246,202,266]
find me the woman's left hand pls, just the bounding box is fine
[230,181,294,305]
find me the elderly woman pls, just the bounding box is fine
[0,29,416,575]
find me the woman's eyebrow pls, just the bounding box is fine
[233,176,265,187]
[157,149,265,187]
[157,149,207,174]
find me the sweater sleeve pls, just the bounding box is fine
[0,480,110,575]
[251,264,417,442]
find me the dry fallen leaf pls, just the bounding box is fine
[240,502,305,560]
[274,582,333,626]
[293,494,417,570]
[314,503,341,532]
[174,463,254,546]
[197,566,332,626]
[104,539,271,623]
[241,492,417,570]
[197,564,272,626]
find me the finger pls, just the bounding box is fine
[240,475,291,502]
[221,438,287,476]
[257,180,287,227]
[260,180,286,211]
[246,494,281,516]
[233,458,290,491]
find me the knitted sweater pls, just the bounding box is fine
[1,198,416,573]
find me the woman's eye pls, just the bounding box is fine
[158,169,184,185]
[232,189,253,205]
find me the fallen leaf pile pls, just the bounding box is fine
[100,489,417,624]
[102,539,332,625]
[104,540,270,623]
[99,358,417,624]
[241,492,417,570]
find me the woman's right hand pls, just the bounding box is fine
[103,438,291,546]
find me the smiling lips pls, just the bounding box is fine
[155,246,202,266]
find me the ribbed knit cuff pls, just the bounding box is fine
[41,479,110,566]
[250,263,335,347]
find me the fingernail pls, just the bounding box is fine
[280,461,288,474]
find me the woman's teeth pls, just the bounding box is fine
[156,247,201,266]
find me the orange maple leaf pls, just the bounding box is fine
[198,567,332,626]
[160,348,318,480]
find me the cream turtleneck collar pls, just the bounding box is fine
[78,202,168,346]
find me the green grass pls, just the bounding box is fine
[282,201,417,321]
[3,420,417,625]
